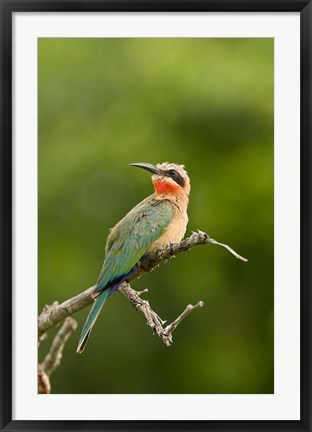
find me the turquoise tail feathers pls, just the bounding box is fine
[77,267,138,354]
[76,290,109,353]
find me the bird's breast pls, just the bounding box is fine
[147,206,188,254]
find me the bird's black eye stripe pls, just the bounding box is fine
[166,169,185,187]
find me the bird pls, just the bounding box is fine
[77,162,191,353]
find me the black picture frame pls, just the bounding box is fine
[1,1,311,431]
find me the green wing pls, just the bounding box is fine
[95,197,174,293]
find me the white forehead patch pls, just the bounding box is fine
[156,162,186,174]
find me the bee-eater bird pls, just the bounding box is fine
[77,162,190,353]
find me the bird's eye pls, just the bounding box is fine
[166,168,185,187]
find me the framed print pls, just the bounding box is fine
[1,1,311,431]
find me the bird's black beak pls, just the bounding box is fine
[129,162,164,176]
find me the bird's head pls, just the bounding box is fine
[129,162,190,196]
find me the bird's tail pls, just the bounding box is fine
[76,289,109,354]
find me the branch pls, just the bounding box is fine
[38,287,95,342]
[161,230,248,262]
[38,231,247,340]
[119,284,204,346]
[38,317,78,393]
[163,301,205,336]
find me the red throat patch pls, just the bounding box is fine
[152,178,180,195]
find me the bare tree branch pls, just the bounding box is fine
[38,317,78,393]
[38,231,247,342]
[119,284,204,346]
[39,317,78,375]
[38,371,51,395]
[38,288,95,341]
[163,301,205,337]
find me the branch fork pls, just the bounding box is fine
[118,283,204,347]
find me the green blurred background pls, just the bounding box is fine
[38,38,274,394]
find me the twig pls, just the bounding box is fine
[119,284,204,346]
[119,283,170,344]
[163,301,205,336]
[160,230,248,262]
[205,237,248,262]
[38,317,78,393]
[38,231,247,340]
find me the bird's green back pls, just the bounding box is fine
[96,196,175,292]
